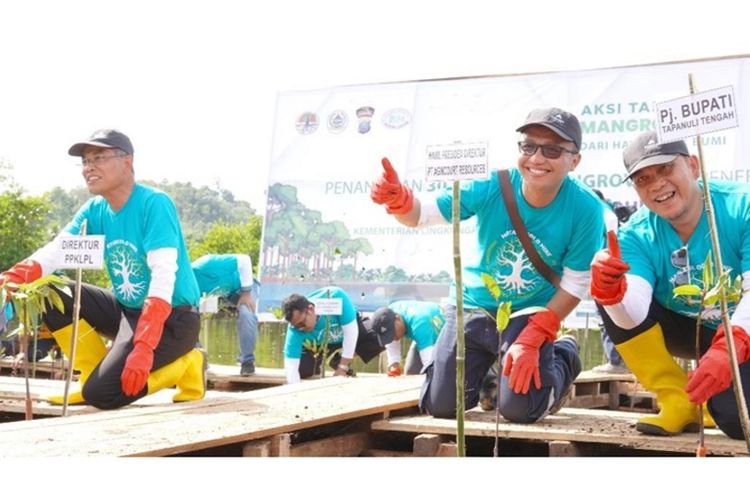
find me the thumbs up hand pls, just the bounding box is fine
[370,157,414,214]
[590,230,630,305]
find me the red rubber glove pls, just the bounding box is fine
[388,364,402,377]
[370,157,414,215]
[590,230,630,305]
[121,297,172,396]
[685,325,750,404]
[502,309,560,394]
[1,260,42,290]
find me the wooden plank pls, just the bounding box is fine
[436,442,457,457]
[371,407,748,456]
[242,439,271,457]
[270,433,291,457]
[566,394,610,409]
[0,374,424,457]
[413,433,444,456]
[361,449,413,457]
[289,431,369,457]
[549,440,581,457]
[0,357,69,378]
[207,364,287,386]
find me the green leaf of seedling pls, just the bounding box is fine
[495,302,511,332]
[673,284,703,298]
[702,252,714,287]
[48,289,66,314]
[481,272,501,301]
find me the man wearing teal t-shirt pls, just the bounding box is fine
[281,286,383,383]
[192,254,259,376]
[0,129,204,409]
[370,300,444,376]
[591,131,750,439]
[371,108,604,423]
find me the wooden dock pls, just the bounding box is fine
[0,368,746,457]
[372,406,748,457]
[0,356,68,379]
[0,374,423,457]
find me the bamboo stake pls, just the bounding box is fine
[452,180,466,456]
[320,289,331,378]
[62,220,87,417]
[688,73,750,452]
[21,302,32,420]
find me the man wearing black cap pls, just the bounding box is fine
[371,108,604,423]
[0,129,205,409]
[590,130,750,439]
[370,300,445,376]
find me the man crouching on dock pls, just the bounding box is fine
[0,129,205,409]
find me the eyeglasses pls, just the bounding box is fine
[518,141,578,160]
[671,245,690,286]
[80,151,127,168]
[631,162,676,188]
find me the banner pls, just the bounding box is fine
[259,55,749,314]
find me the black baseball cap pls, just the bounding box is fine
[371,307,396,348]
[68,129,134,157]
[623,131,689,178]
[516,107,582,151]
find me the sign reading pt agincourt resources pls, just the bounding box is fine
[55,235,105,269]
[425,141,489,182]
[656,86,738,143]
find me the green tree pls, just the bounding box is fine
[150,180,256,243]
[0,164,53,271]
[189,216,262,273]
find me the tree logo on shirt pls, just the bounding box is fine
[489,240,541,297]
[327,325,344,344]
[106,241,147,307]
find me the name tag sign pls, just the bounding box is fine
[199,295,219,314]
[656,86,738,143]
[56,235,105,269]
[425,141,489,182]
[313,298,343,315]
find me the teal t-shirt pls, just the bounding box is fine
[284,286,357,359]
[65,183,199,308]
[619,180,750,329]
[192,254,242,298]
[389,300,443,351]
[437,168,605,311]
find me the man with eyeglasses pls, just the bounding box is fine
[370,108,605,423]
[590,130,750,439]
[281,286,384,383]
[0,129,205,409]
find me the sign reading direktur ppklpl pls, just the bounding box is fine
[425,141,489,182]
[656,86,738,143]
[55,235,105,269]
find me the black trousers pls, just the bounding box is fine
[43,282,200,409]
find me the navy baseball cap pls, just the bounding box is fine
[371,307,397,347]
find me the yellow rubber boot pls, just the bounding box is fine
[47,320,107,405]
[702,403,716,428]
[146,348,206,402]
[616,324,699,436]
